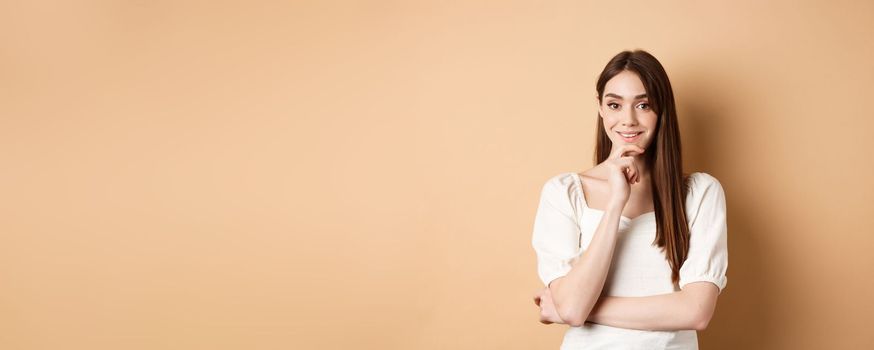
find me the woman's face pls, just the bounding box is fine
[598,70,658,152]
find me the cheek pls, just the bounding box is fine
[601,114,620,128]
[643,115,658,129]
[602,119,619,134]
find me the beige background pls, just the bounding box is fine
[1,0,873,349]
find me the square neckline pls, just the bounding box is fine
[571,172,656,223]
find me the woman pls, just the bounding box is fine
[530,49,728,349]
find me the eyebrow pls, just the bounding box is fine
[604,93,648,100]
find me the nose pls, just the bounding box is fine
[620,108,639,126]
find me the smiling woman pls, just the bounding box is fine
[531,50,728,349]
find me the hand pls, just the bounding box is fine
[603,144,645,205]
[533,287,565,324]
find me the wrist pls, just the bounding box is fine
[605,200,626,213]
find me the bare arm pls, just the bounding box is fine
[548,145,645,327]
[587,282,720,331]
[534,282,719,331]
[547,203,624,327]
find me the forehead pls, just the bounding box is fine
[604,70,647,97]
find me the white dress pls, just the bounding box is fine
[531,172,728,350]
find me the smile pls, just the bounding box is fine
[617,131,642,142]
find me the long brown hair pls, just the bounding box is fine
[593,50,692,283]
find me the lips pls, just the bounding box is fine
[617,131,642,142]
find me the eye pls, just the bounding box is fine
[637,103,650,110]
[607,102,620,110]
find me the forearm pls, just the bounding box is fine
[586,283,717,331]
[549,203,623,326]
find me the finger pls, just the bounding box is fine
[612,144,646,159]
[619,162,630,182]
[609,147,626,160]
[625,144,646,155]
[621,157,638,182]
[621,158,635,182]
[626,165,637,184]
[608,146,628,159]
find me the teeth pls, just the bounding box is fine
[619,132,640,137]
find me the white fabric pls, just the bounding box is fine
[531,171,728,349]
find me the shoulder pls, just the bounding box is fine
[687,172,725,197]
[538,172,581,202]
[543,172,579,188]
[685,172,727,223]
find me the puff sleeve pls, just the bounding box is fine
[678,173,729,294]
[531,175,583,288]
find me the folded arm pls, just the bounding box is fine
[534,281,719,331]
[587,281,719,331]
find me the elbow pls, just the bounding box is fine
[690,311,713,331]
[549,281,595,328]
[691,317,710,331]
[557,306,588,328]
[683,285,719,331]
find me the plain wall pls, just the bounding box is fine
[1,0,873,349]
